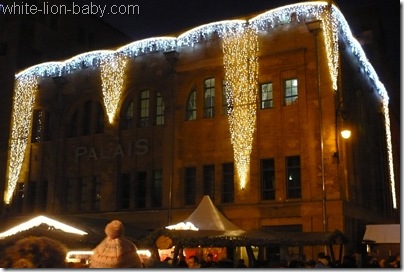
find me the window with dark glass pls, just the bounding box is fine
[184,167,196,205]
[204,78,215,118]
[261,159,275,200]
[284,78,298,106]
[82,100,92,135]
[121,101,134,130]
[203,164,215,201]
[31,109,51,142]
[39,180,48,211]
[135,172,147,208]
[156,92,165,125]
[222,163,234,203]
[94,102,104,134]
[186,89,197,121]
[286,156,301,199]
[261,83,274,109]
[152,170,163,207]
[27,181,36,212]
[68,111,79,138]
[139,90,150,127]
[92,176,101,211]
[119,173,131,209]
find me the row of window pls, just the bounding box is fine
[12,156,300,212]
[31,77,298,140]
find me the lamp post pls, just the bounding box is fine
[306,19,327,233]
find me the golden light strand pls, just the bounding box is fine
[222,26,259,189]
[100,53,127,124]
[5,75,38,204]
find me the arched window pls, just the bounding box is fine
[139,90,150,127]
[186,89,197,121]
[66,99,105,137]
[120,101,134,130]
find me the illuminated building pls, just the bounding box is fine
[2,2,398,262]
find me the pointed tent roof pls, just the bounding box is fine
[183,195,242,231]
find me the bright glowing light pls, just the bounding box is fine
[100,53,127,124]
[0,215,88,238]
[222,26,258,190]
[6,2,395,208]
[5,75,38,204]
[340,129,351,139]
[137,249,152,258]
[165,222,199,231]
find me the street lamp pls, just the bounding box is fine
[334,100,351,160]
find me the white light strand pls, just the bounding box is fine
[100,53,128,124]
[222,26,258,190]
[5,75,38,204]
[7,2,395,208]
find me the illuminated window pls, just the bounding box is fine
[203,164,215,201]
[204,78,215,118]
[222,80,229,116]
[286,156,301,199]
[222,163,234,203]
[261,158,275,200]
[186,89,197,121]
[135,172,147,208]
[121,101,134,130]
[283,78,298,106]
[184,167,196,205]
[260,83,274,109]
[152,170,163,207]
[156,92,165,125]
[139,90,150,127]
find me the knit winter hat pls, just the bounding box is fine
[89,220,143,268]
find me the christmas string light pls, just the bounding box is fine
[100,53,128,124]
[5,75,38,204]
[222,26,258,190]
[6,2,395,208]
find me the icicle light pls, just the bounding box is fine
[222,26,258,190]
[5,75,38,204]
[6,2,395,208]
[100,53,127,124]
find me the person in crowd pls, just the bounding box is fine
[305,259,316,268]
[201,253,217,268]
[0,236,68,268]
[236,258,247,268]
[315,252,331,268]
[187,255,201,268]
[89,219,143,268]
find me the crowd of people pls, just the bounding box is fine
[0,219,400,268]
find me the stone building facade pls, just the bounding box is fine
[2,2,398,260]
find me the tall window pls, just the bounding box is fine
[284,78,298,106]
[118,173,131,209]
[203,164,215,201]
[186,89,197,120]
[31,109,51,142]
[139,90,150,127]
[222,163,234,203]
[261,159,275,200]
[121,101,134,130]
[184,167,196,205]
[222,80,229,116]
[152,170,163,207]
[94,102,104,134]
[135,172,147,208]
[286,156,301,199]
[92,176,102,211]
[156,92,165,125]
[67,100,105,137]
[204,78,215,118]
[82,100,92,135]
[261,83,274,109]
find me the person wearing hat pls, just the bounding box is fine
[89,220,143,268]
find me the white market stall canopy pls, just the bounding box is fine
[363,224,400,244]
[166,195,242,231]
